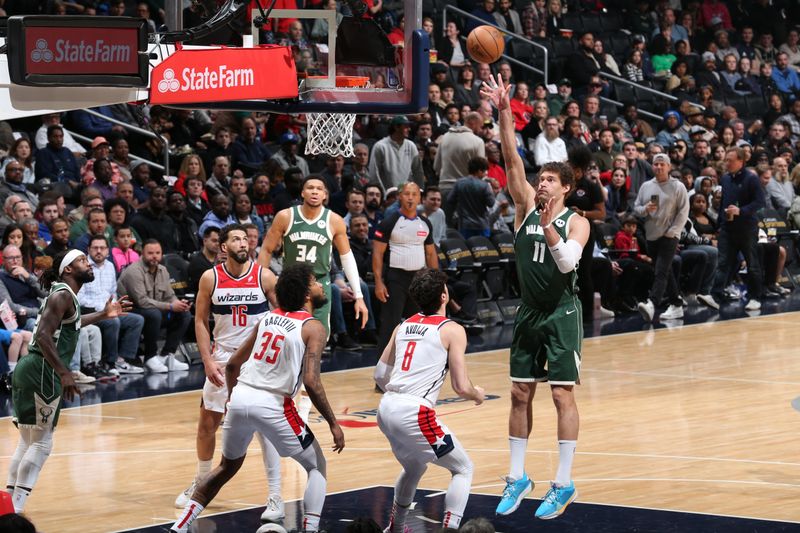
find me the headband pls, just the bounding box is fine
[59,249,85,276]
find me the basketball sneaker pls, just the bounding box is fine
[535,481,578,520]
[261,495,285,521]
[495,473,533,515]
[116,358,144,374]
[174,479,197,508]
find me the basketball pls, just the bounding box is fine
[467,25,505,64]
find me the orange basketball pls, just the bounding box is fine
[466,25,505,64]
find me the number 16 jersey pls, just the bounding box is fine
[211,262,269,353]
[385,313,451,407]
[237,309,315,398]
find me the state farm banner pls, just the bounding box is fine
[150,46,298,105]
[26,27,140,75]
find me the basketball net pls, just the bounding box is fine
[304,76,370,158]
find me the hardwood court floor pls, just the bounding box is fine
[2,313,800,532]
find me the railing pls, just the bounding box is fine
[599,95,662,121]
[81,108,171,175]
[68,130,165,171]
[442,6,549,86]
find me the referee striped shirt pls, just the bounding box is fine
[374,211,433,271]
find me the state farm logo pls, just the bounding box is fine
[157,68,180,93]
[30,39,54,63]
[156,65,255,93]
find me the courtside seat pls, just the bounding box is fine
[466,235,505,300]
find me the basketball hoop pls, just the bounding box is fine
[304,76,370,158]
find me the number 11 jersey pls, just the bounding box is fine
[237,309,315,397]
[385,313,452,407]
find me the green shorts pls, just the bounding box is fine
[12,355,64,430]
[510,298,583,385]
[312,279,332,340]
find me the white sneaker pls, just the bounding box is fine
[744,299,761,311]
[175,479,197,508]
[145,356,169,373]
[163,354,189,371]
[598,306,615,318]
[116,358,145,374]
[71,369,96,384]
[697,294,720,310]
[261,494,285,521]
[637,299,655,322]
[660,304,684,320]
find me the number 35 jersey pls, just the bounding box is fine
[211,262,269,352]
[237,309,315,398]
[385,313,452,406]
[514,207,578,309]
[282,205,333,280]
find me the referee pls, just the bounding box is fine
[373,182,439,354]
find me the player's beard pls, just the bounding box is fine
[311,293,328,309]
[75,269,95,284]
[230,249,249,264]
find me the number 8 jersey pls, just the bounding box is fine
[237,309,315,397]
[385,313,452,406]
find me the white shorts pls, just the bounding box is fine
[202,347,233,413]
[377,392,460,465]
[222,382,315,460]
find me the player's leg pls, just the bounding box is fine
[497,305,541,515]
[299,280,333,421]
[9,426,54,512]
[535,302,581,520]
[291,439,327,532]
[175,381,225,507]
[171,389,255,533]
[255,432,285,521]
[434,435,474,531]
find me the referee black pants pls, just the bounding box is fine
[377,268,421,354]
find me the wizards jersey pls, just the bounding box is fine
[211,261,269,352]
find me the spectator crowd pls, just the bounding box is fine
[0,0,799,390]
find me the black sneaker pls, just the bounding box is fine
[334,332,361,351]
[93,363,119,382]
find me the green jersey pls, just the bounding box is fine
[282,205,333,280]
[514,207,579,309]
[27,282,81,367]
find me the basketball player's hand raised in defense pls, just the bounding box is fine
[330,422,345,453]
[539,196,556,229]
[480,73,511,111]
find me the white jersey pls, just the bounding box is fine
[237,309,314,397]
[385,313,452,406]
[211,261,269,352]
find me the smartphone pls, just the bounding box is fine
[650,194,659,207]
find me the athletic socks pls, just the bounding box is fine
[11,486,31,513]
[442,510,462,529]
[554,440,577,487]
[302,512,321,531]
[508,436,528,480]
[196,459,212,480]
[171,499,205,533]
[389,500,410,532]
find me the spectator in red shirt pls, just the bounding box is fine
[697,0,733,31]
[509,82,533,131]
[485,141,507,189]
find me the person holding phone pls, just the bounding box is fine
[633,153,689,322]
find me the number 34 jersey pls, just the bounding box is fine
[211,262,270,352]
[385,313,452,406]
[282,205,333,280]
[237,309,316,398]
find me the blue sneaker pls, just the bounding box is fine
[535,481,578,520]
[495,473,533,515]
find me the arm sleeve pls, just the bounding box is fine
[339,251,364,298]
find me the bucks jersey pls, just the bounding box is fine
[282,206,333,280]
[12,282,81,429]
[27,282,81,368]
[514,207,579,309]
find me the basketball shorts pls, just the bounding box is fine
[222,382,315,460]
[510,298,582,385]
[312,278,332,340]
[12,355,63,430]
[202,346,234,413]
[377,392,461,465]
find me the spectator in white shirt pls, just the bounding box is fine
[534,117,568,165]
[34,113,86,156]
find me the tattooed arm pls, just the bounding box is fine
[302,318,345,453]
